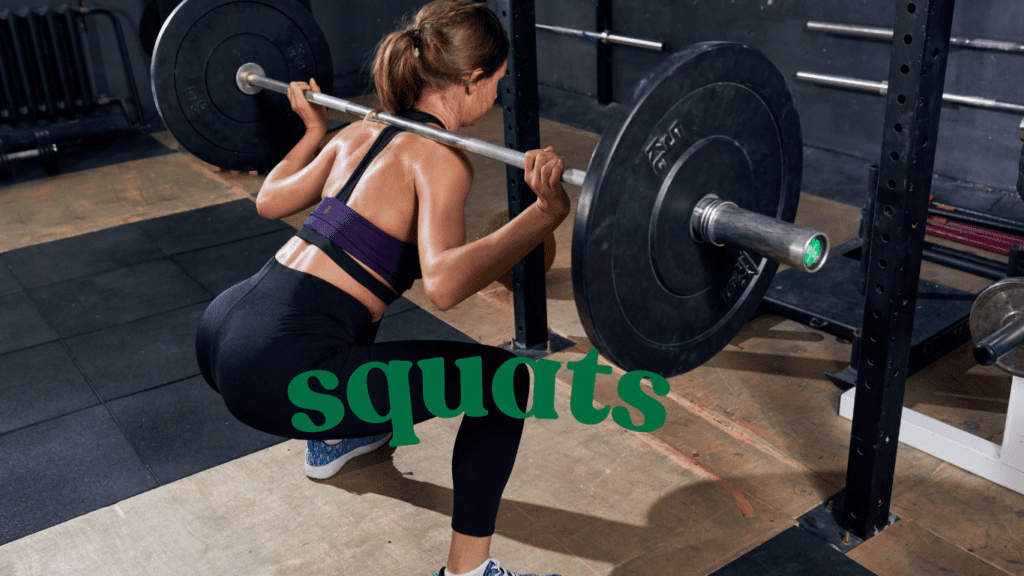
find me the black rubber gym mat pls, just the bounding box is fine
[0,199,481,546]
[709,526,878,576]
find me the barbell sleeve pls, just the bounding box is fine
[691,194,829,273]
[238,64,588,187]
[796,71,1024,115]
[973,317,1024,367]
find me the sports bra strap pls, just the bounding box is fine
[334,108,447,203]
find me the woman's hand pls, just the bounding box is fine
[524,146,571,220]
[287,78,328,133]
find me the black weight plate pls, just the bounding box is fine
[572,42,802,378]
[151,0,332,171]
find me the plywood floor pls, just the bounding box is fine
[1,97,1021,576]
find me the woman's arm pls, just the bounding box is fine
[417,146,570,311]
[255,78,337,220]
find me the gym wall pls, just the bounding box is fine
[9,0,1020,195]
[510,0,1024,195]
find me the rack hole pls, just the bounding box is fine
[884,206,893,216]
[887,179,896,189]
[907,3,916,12]
[900,64,910,74]
[865,380,873,389]
[894,123,903,133]
[891,151,900,161]
[897,94,906,104]
[882,233,890,242]
[933,48,939,58]
[876,284,885,294]
[879,258,887,268]
[904,34,913,44]
[873,309,882,318]
[911,219,918,228]
[921,136,929,146]
[870,334,878,343]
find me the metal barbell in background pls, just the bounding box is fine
[535,24,666,52]
[152,0,830,377]
[0,131,60,181]
[807,20,1024,54]
[796,72,1024,115]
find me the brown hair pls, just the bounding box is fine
[371,0,509,114]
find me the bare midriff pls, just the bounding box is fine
[274,237,394,323]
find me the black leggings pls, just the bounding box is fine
[196,258,529,537]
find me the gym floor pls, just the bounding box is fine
[1,96,1022,575]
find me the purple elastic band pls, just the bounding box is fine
[304,198,405,285]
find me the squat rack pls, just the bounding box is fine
[499,0,957,541]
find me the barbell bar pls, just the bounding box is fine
[535,24,667,52]
[796,71,1024,115]
[237,63,828,273]
[807,20,1024,54]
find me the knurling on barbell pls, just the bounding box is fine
[152,0,828,377]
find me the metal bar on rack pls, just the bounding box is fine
[808,20,1024,54]
[796,71,1024,115]
[536,24,666,51]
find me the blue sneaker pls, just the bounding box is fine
[304,433,393,479]
[436,559,561,576]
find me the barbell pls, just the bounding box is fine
[151,0,830,377]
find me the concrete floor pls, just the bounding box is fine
[1,96,1022,575]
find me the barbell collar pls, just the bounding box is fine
[691,194,829,273]
[238,64,588,187]
[973,317,1024,367]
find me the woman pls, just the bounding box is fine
[195,1,568,575]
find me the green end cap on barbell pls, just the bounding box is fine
[804,237,824,268]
